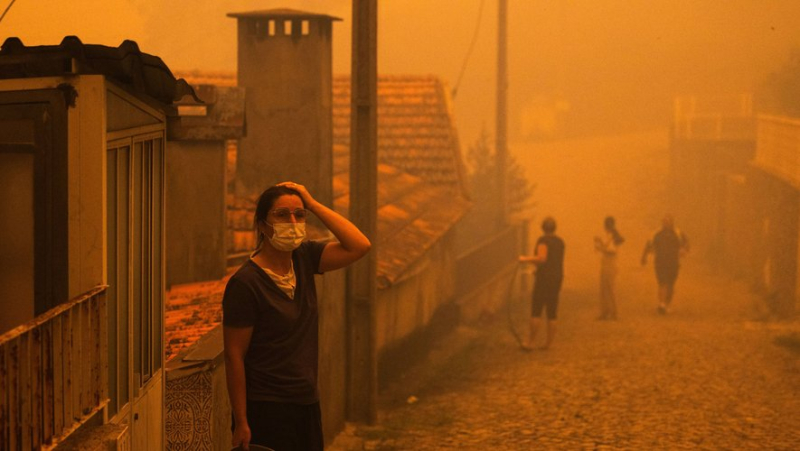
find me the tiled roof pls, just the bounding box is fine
[165,278,227,360]
[333,75,468,195]
[332,144,470,287]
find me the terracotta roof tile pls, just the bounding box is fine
[332,75,468,195]
[332,144,470,286]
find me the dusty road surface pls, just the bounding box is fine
[330,131,800,450]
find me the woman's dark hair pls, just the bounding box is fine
[541,216,557,234]
[253,185,304,249]
[604,216,625,245]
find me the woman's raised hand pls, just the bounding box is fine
[277,181,317,209]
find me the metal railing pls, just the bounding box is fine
[0,285,108,450]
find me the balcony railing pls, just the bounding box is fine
[0,285,108,450]
[755,115,800,187]
[673,114,756,142]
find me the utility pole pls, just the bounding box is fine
[496,0,509,229]
[347,0,378,424]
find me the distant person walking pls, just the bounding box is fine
[594,216,624,320]
[519,216,565,351]
[641,214,689,314]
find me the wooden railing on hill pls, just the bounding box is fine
[755,114,800,187]
[0,285,108,450]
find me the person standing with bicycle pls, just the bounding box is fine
[519,216,565,351]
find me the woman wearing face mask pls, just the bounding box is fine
[223,182,370,451]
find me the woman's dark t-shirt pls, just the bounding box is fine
[536,234,565,279]
[222,240,327,404]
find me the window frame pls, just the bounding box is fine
[106,130,165,418]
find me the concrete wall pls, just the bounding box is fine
[166,140,227,287]
[375,231,458,352]
[758,174,799,316]
[457,263,520,324]
[234,16,334,204]
[716,172,762,282]
[453,223,524,324]
[316,270,347,443]
[68,76,107,298]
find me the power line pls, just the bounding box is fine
[0,0,18,25]
[452,0,486,99]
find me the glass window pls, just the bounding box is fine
[107,133,164,415]
[106,149,118,413]
[118,145,131,408]
[132,141,143,384]
[151,138,163,373]
[106,143,131,416]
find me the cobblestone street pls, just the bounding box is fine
[330,132,800,450]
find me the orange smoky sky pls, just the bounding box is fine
[3,0,800,144]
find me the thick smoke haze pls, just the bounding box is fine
[3,0,800,145]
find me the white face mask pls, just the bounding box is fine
[267,222,306,252]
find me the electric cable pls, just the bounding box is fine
[0,0,17,25]
[451,0,486,99]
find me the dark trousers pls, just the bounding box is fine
[234,400,324,451]
[532,275,563,320]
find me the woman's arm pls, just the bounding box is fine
[278,182,371,272]
[596,234,617,255]
[519,243,548,265]
[224,326,254,450]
